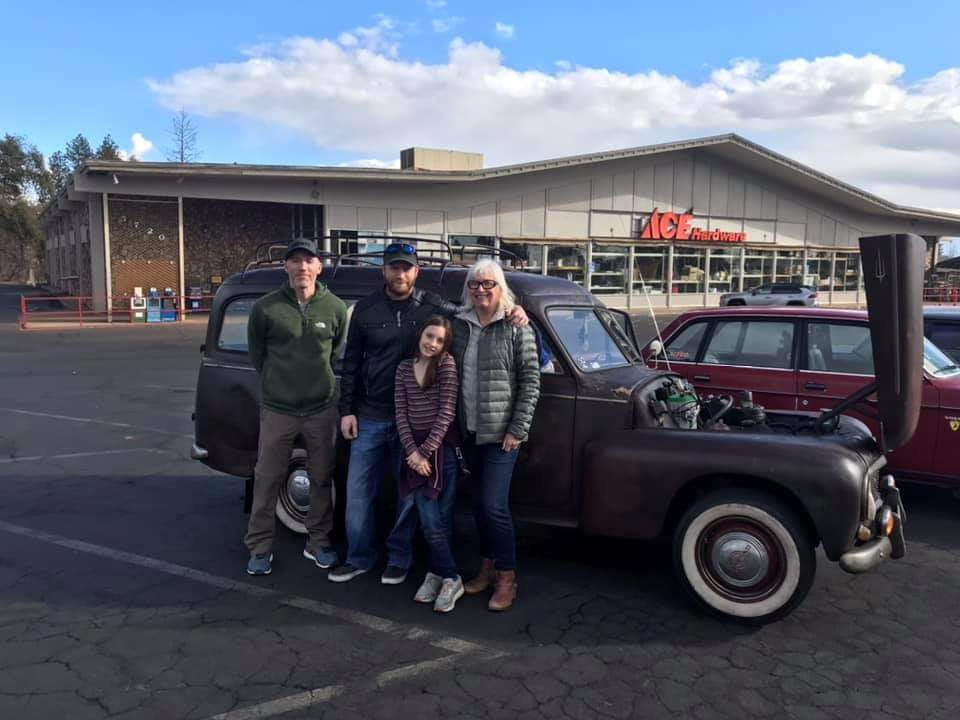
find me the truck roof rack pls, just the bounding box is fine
[239,235,525,283]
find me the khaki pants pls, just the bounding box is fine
[244,405,337,554]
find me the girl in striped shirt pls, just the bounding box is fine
[394,316,463,613]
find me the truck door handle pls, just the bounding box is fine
[693,375,711,382]
[804,382,827,391]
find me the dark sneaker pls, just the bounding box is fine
[246,553,273,576]
[381,565,408,585]
[328,563,369,583]
[304,544,338,569]
[434,576,464,613]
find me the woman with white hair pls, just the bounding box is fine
[451,259,540,611]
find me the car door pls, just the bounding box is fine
[509,318,577,508]
[694,317,799,410]
[748,286,775,306]
[797,319,940,476]
[649,318,711,388]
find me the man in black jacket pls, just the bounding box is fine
[329,242,525,583]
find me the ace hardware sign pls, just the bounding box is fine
[639,208,746,243]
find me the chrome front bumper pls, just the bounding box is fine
[839,475,906,574]
[839,536,892,573]
[190,443,209,460]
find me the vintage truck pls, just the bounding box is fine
[192,234,920,623]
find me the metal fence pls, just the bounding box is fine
[19,294,216,330]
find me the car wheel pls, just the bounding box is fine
[727,299,746,306]
[786,301,805,306]
[275,449,339,535]
[673,489,815,623]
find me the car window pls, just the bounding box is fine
[218,297,257,351]
[548,308,629,372]
[663,321,708,362]
[703,320,795,369]
[929,321,960,362]
[773,285,799,294]
[754,286,772,295]
[531,321,564,375]
[807,323,874,374]
[217,296,357,361]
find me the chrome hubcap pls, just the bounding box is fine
[286,469,311,512]
[711,531,769,587]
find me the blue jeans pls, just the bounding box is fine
[469,442,520,571]
[344,417,417,570]
[393,449,459,578]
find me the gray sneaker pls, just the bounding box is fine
[414,572,443,603]
[433,576,464,613]
[246,553,273,576]
[304,544,339,569]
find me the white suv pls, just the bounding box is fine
[720,283,819,307]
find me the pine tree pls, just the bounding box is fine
[65,133,93,171]
[95,134,122,161]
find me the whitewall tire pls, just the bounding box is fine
[673,490,815,623]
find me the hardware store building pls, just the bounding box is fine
[41,134,960,310]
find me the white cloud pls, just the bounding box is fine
[338,157,401,169]
[425,0,446,7]
[494,22,514,39]
[149,40,960,209]
[432,17,463,33]
[555,60,572,71]
[118,133,155,161]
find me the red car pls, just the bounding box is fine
[644,307,960,487]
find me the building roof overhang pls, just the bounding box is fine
[56,134,960,229]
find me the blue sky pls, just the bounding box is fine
[4,1,959,250]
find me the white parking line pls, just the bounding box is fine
[0,407,193,439]
[0,448,175,464]
[0,520,504,719]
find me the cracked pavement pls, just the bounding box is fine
[2,285,960,719]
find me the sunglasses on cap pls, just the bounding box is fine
[467,279,498,290]
[385,243,416,255]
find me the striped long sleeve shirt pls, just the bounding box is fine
[394,354,459,457]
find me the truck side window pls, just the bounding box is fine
[216,296,356,356]
[218,297,257,351]
[663,321,707,362]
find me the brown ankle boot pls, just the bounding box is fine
[464,558,496,595]
[487,570,517,612]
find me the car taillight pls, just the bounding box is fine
[810,292,818,298]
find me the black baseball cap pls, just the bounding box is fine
[383,242,419,267]
[285,238,319,260]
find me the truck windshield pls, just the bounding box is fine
[547,307,632,372]
[924,338,960,376]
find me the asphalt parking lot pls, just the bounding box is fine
[3,284,960,719]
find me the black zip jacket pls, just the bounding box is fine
[338,287,459,421]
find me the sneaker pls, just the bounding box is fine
[328,563,369,583]
[381,565,408,585]
[304,544,339,569]
[246,553,273,576]
[414,572,443,603]
[433,576,464,614]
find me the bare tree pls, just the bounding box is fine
[165,109,201,163]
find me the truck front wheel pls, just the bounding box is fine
[673,489,815,623]
[274,449,341,536]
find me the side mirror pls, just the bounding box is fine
[648,339,663,359]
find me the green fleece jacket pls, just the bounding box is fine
[247,281,348,416]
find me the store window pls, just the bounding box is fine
[708,247,741,295]
[672,246,706,294]
[500,241,544,273]
[743,249,775,290]
[775,250,804,284]
[633,244,668,294]
[806,251,832,291]
[547,245,586,285]
[834,252,860,291]
[449,235,496,265]
[590,244,628,295]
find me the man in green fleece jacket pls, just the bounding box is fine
[244,238,348,576]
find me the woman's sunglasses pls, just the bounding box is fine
[467,279,498,290]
